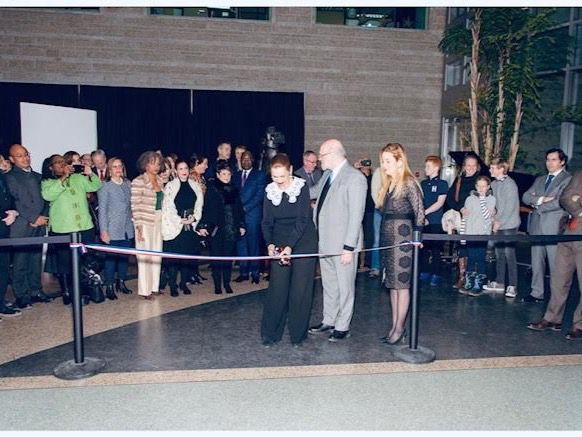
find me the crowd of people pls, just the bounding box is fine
[1,140,582,344]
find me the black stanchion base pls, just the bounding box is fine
[393,346,436,364]
[53,357,106,380]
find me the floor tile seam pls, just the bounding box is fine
[1,354,581,391]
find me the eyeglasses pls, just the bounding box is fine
[11,153,30,158]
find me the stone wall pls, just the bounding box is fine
[0,7,446,171]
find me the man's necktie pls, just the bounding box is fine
[307,172,314,186]
[242,171,248,188]
[544,174,554,192]
[316,176,332,228]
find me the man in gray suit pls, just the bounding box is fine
[522,148,571,303]
[527,170,582,339]
[308,139,367,342]
[294,150,323,190]
[5,144,51,309]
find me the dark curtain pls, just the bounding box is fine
[80,85,194,178]
[1,82,305,176]
[0,82,79,156]
[192,90,304,169]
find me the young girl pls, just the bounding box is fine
[460,175,496,296]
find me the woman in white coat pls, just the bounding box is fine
[161,159,204,296]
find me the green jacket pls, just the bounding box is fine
[41,173,102,233]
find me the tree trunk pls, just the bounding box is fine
[468,8,482,155]
[482,108,493,161]
[508,93,524,171]
[493,50,508,162]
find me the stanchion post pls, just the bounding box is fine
[70,231,84,363]
[393,230,436,364]
[53,232,106,380]
[409,229,420,351]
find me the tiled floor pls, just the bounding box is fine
[1,263,581,383]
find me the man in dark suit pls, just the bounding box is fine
[522,148,571,303]
[0,170,21,318]
[5,144,51,309]
[294,150,323,190]
[234,151,266,283]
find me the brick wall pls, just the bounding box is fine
[0,7,446,172]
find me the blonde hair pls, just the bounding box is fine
[107,157,126,180]
[377,143,417,203]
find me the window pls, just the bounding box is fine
[315,7,427,30]
[445,60,464,89]
[447,7,468,24]
[150,7,270,21]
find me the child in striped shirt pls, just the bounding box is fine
[459,175,496,296]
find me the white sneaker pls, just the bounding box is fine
[505,286,517,298]
[483,281,505,293]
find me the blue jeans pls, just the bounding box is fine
[371,209,382,270]
[104,238,132,285]
[466,242,487,274]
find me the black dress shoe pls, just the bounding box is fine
[180,283,192,295]
[262,339,277,348]
[328,330,351,342]
[31,292,52,303]
[170,285,179,297]
[521,294,544,303]
[234,275,249,283]
[308,323,334,334]
[214,288,222,295]
[224,284,234,294]
[566,329,582,340]
[251,275,260,284]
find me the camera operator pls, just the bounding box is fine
[41,154,102,305]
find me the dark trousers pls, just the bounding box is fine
[167,260,192,287]
[420,223,444,275]
[11,246,42,300]
[261,255,317,344]
[0,248,10,309]
[103,238,132,285]
[494,228,518,286]
[237,220,261,278]
[363,211,375,267]
[210,233,236,285]
[45,229,95,276]
[467,241,487,274]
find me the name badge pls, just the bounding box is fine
[432,186,437,193]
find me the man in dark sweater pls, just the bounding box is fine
[5,144,51,309]
[0,170,21,318]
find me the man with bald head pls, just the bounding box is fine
[5,144,51,308]
[308,139,367,342]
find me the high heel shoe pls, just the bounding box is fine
[189,276,202,285]
[105,284,118,301]
[116,279,133,294]
[192,272,207,282]
[387,329,407,345]
[179,283,192,295]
